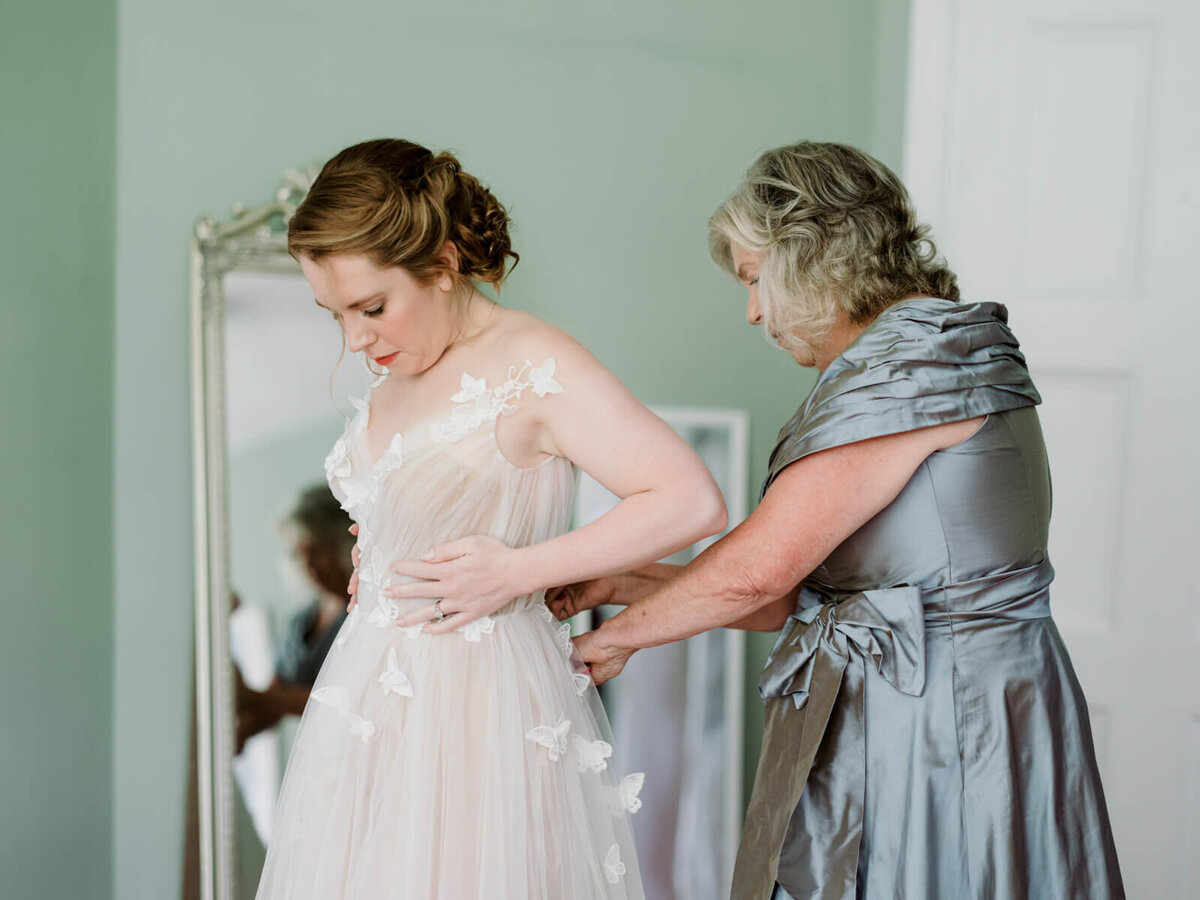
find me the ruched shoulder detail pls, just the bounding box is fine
[762,298,1041,495]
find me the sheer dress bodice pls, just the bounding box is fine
[325,358,578,626]
[257,357,645,900]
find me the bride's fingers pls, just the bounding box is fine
[351,544,361,567]
[349,523,359,536]
[384,580,443,600]
[421,610,477,636]
[420,538,474,563]
[396,601,455,628]
[389,560,449,580]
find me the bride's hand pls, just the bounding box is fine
[573,628,634,685]
[347,523,361,612]
[386,535,519,635]
[546,577,619,621]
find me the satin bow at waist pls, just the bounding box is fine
[731,561,1055,900]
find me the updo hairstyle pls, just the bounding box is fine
[708,141,959,360]
[288,138,519,293]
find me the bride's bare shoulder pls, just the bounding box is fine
[488,308,596,370]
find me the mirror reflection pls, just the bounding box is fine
[222,271,365,886]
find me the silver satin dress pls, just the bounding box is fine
[732,298,1124,899]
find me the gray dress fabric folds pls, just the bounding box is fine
[733,298,1123,899]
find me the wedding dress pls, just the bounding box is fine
[256,358,646,899]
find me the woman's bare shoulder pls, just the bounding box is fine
[487,308,597,370]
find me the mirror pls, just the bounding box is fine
[190,170,748,899]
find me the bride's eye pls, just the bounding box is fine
[363,306,385,318]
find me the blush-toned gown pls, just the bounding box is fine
[256,358,645,900]
[733,299,1123,899]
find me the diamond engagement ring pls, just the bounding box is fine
[432,601,445,623]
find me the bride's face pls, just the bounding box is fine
[300,252,459,376]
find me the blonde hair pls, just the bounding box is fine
[288,138,519,293]
[709,141,958,360]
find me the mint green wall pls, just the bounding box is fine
[1,4,116,900]
[112,2,909,896]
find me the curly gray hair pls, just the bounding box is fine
[709,141,959,361]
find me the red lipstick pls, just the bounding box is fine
[374,352,399,366]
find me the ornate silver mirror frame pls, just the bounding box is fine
[189,169,314,900]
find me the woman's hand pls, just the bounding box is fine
[386,535,521,635]
[347,523,361,611]
[573,627,635,685]
[546,576,620,621]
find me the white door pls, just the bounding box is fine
[903,0,1200,895]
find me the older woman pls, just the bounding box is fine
[553,142,1125,899]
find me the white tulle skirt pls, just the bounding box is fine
[256,600,645,900]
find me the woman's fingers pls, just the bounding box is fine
[421,610,477,636]
[352,544,361,567]
[420,538,474,563]
[384,580,444,600]
[396,601,455,628]
[389,560,448,580]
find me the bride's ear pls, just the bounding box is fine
[436,241,460,293]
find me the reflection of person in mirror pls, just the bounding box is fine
[236,484,356,753]
[255,139,727,900]
[550,143,1124,899]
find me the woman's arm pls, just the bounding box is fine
[546,562,682,619]
[577,416,983,681]
[388,325,729,631]
[547,563,796,632]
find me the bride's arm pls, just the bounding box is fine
[387,326,728,630]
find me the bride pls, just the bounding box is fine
[254,138,727,900]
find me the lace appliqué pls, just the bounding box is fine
[431,358,562,444]
[525,714,570,762]
[356,547,388,594]
[378,649,413,698]
[310,686,376,743]
[552,622,590,695]
[324,385,404,519]
[613,772,645,814]
[368,597,401,629]
[603,845,626,884]
[571,735,613,773]
[456,615,496,642]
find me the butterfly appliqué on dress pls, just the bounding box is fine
[456,615,496,642]
[555,623,573,658]
[572,735,613,773]
[368,597,400,629]
[310,686,377,744]
[614,772,645,814]
[378,649,413,698]
[431,358,563,444]
[525,714,571,762]
[571,671,591,696]
[603,844,626,884]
